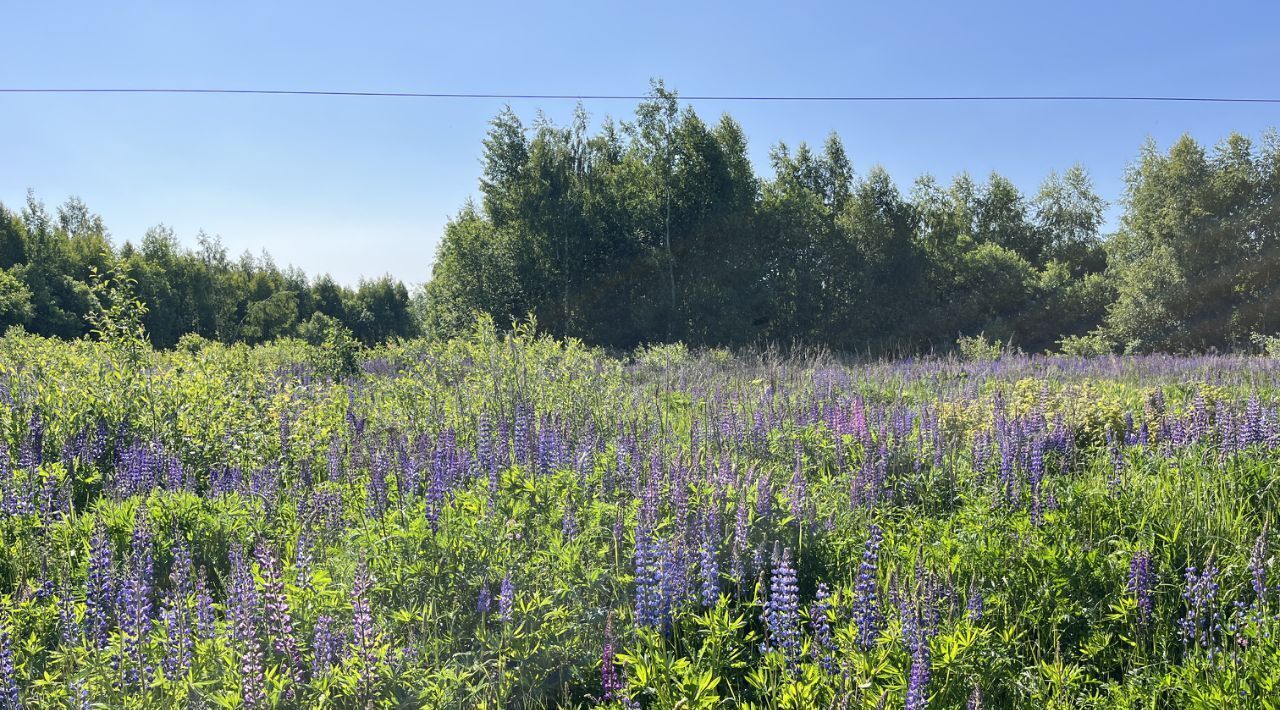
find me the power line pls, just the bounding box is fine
[2,88,1280,104]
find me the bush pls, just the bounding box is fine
[297,312,361,377]
[956,333,1006,362]
[1056,332,1114,358]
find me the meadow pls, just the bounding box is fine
[1,317,1279,708]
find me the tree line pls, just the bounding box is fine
[426,82,1280,355]
[4,83,1279,355]
[0,194,416,348]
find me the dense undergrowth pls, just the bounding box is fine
[0,318,1278,707]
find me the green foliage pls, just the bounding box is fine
[956,333,1006,362]
[1056,332,1115,358]
[0,195,420,350]
[0,324,1277,705]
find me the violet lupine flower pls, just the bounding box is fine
[85,522,115,648]
[1127,551,1155,627]
[904,642,931,710]
[229,545,266,709]
[633,511,665,629]
[194,569,216,640]
[809,582,836,674]
[426,454,446,534]
[498,574,514,623]
[0,625,17,710]
[966,578,984,622]
[762,545,800,669]
[255,542,305,690]
[967,685,983,710]
[1179,562,1223,656]
[311,614,341,675]
[854,524,883,650]
[366,446,389,518]
[58,591,80,647]
[1106,429,1124,495]
[658,536,689,619]
[1028,438,1045,526]
[351,563,381,700]
[601,615,622,701]
[477,581,492,614]
[729,488,751,586]
[120,514,155,686]
[562,500,579,540]
[698,510,720,607]
[160,542,195,679]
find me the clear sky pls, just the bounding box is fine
[3,1,1278,287]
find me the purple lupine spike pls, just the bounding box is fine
[311,614,341,675]
[730,485,751,586]
[904,641,931,710]
[809,582,836,674]
[601,614,622,701]
[698,508,719,607]
[762,544,800,669]
[967,686,983,710]
[366,446,389,517]
[477,581,492,614]
[633,508,664,629]
[967,578,984,622]
[659,535,689,621]
[255,542,305,690]
[1028,438,1044,525]
[51,585,77,648]
[0,623,18,710]
[1179,561,1223,656]
[121,512,155,686]
[854,524,883,650]
[1127,551,1155,628]
[351,562,381,700]
[194,568,216,640]
[561,500,579,540]
[85,522,115,648]
[229,545,266,708]
[161,542,195,678]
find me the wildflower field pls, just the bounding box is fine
[2,320,1280,708]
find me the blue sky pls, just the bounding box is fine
[2,1,1278,286]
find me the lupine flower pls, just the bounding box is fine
[160,542,195,678]
[194,569,216,640]
[311,615,341,674]
[85,522,114,648]
[966,578,984,622]
[120,513,154,686]
[601,614,622,701]
[1128,551,1155,627]
[0,624,18,710]
[762,545,800,669]
[229,545,266,708]
[730,488,750,585]
[698,509,720,607]
[498,574,514,622]
[854,524,883,650]
[904,641,930,710]
[255,542,305,690]
[809,582,836,673]
[477,581,492,614]
[967,685,983,710]
[351,562,381,700]
[1179,562,1223,656]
